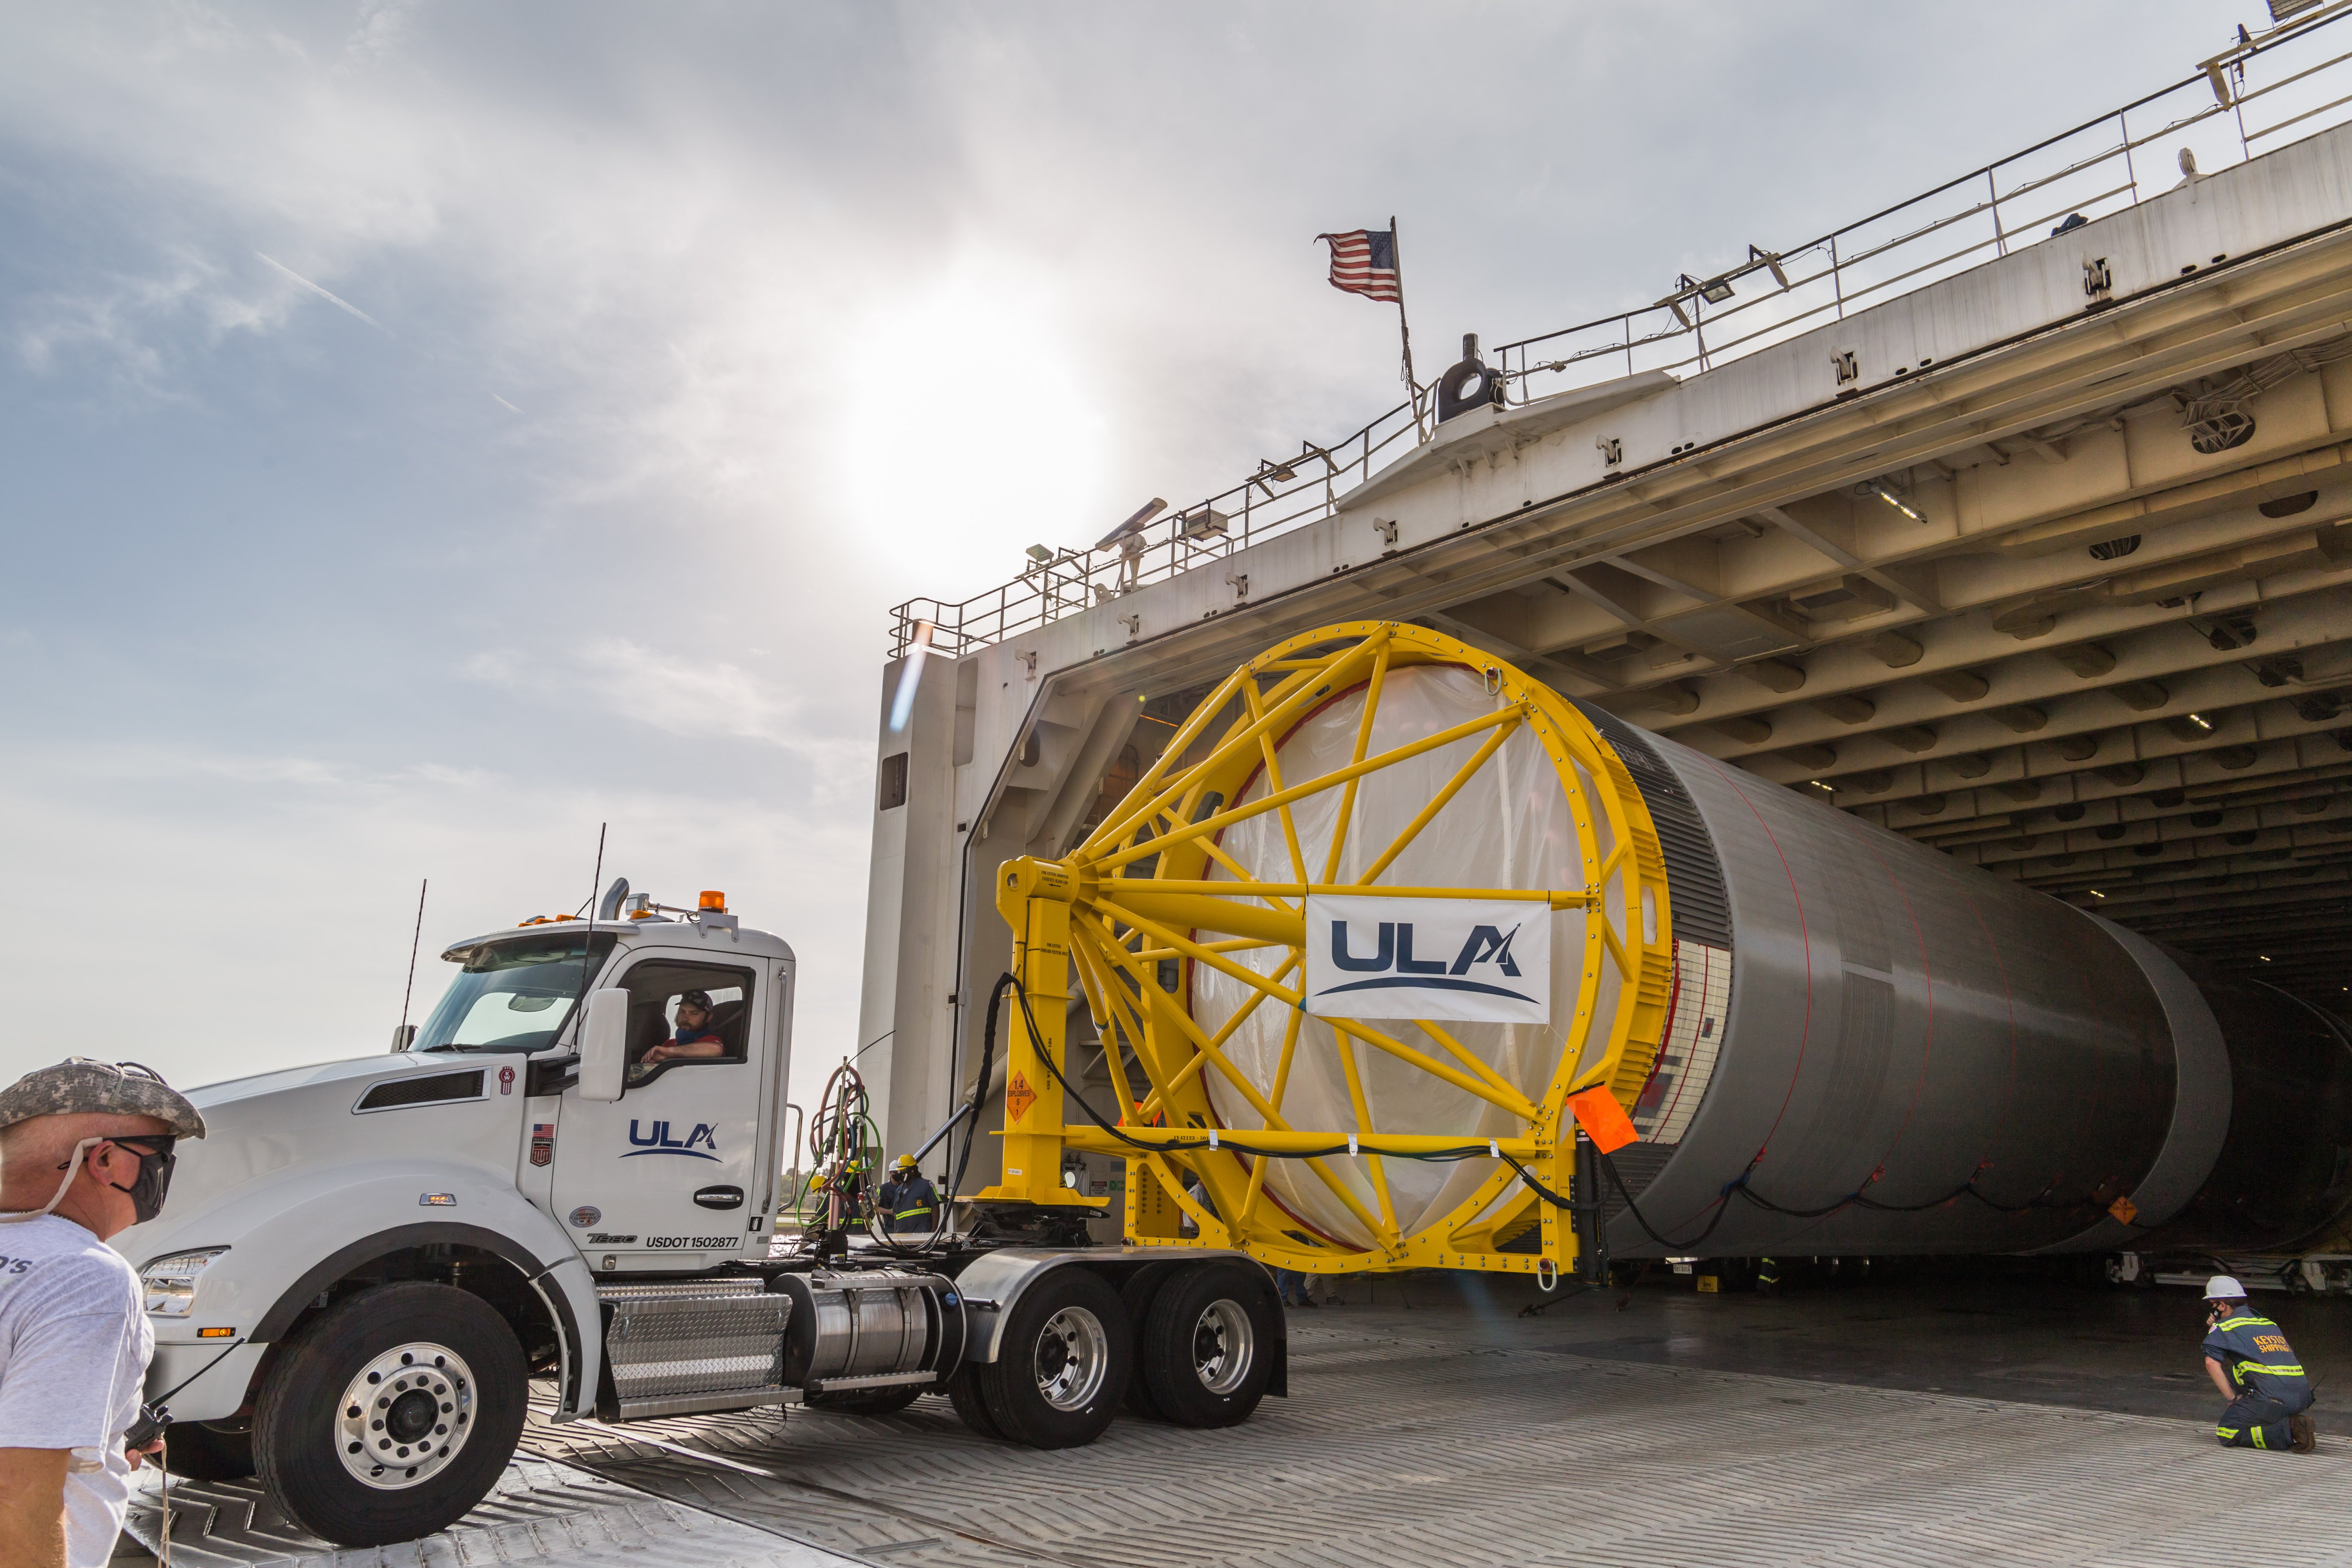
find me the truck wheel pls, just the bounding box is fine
[802,1385,923,1416]
[1140,1262,1275,1428]
[161,1422,254,1482]
[975,1268,1130,1449]
[1119,1265,1175,1420]
[945,1363,1002,1440]
[253,1282,526,1547]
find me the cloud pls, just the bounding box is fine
[0,729,872,1106]
[579,638,805,745]
[461,639,873,810]
[10,249,276,393]
[467,638,805,744]
[3,737,495,802]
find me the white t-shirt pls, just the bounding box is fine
[0,1213,152,1568]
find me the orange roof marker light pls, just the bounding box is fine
[699,890,727,913]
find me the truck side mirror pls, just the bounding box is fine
[389,1024,416,1054]
[577,988,632,1102]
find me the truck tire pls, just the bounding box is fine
[944,1363,1002,1440]
[252,1282,527,1547]
[161,1422,254,1482]
[1139,1262,1276,1428]
[802,1385,923,1416]
[975,1268,1130,1449]
[1119,1265,1176,1420]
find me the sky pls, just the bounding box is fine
[0,0,2254,1110]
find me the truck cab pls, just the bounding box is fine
[118,882,1281,1548]
[468,907,797,1274]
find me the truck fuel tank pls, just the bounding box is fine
[771,1269,967,1397]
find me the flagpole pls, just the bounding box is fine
[1389,214,1426,441]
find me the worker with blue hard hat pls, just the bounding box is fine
[2202,1275,2317,1452]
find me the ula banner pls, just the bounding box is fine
[1302,894,1552,1025]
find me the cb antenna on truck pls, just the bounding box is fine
[587,822,606,930]
[571,824,607,1043]
[393,878,427,1052]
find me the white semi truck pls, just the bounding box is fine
[119,881,1283,1547]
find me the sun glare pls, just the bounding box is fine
[838,265,1111,601]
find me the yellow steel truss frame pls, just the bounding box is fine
[971,622,1675,1278]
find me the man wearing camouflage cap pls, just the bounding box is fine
[0,1059,205,1568]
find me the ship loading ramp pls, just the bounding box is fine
[122,1271,2352,1568]
[863,10,2352,1295]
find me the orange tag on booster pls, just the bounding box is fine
[1566,1086,1638,1154]
[2107,1194,2138,1226]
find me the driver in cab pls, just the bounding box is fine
[638,990,726,1069]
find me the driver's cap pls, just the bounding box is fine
[2205,1274,2247,1300]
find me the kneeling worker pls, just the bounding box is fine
[885,1154,937,1235]
[2202,1275,2317,1452]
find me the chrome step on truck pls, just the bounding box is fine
[115,882,1285,1548]
[596,1278,798,1420]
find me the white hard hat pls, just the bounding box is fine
[2205,1275,2246,1300]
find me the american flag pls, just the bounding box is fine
[1316,228,1402,303]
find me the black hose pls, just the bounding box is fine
[995,974,2152,1250]
[1727,1166,2149,1227]
[952,975,1013,1199]
[1008,974,1495,1166]
[848,974,1010,1261]
[1597,1149,1736,1250]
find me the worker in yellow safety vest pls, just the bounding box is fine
[881,1154,937,1235]
[2202,1275,2317,1453]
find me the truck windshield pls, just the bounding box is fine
[413,931,621,1055]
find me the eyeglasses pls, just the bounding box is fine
[53,1135,176,1171]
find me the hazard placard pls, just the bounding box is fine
[1566,1085,1638,1154]
[1005,1071,1037,1124]
[2107,1194,2139,1226]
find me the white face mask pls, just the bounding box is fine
[0,1137,105,1223]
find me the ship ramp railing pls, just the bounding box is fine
[890,2,2352,661]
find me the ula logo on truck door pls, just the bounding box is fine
[624,1120,721,1161]
[1303,894,1553,1025]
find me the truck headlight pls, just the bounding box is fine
[141,1249,227,1317]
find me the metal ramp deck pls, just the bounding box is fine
[117,1453,856,1567]
[127,1292,2352,1568]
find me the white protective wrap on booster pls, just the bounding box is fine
[1193,664,1629,1250]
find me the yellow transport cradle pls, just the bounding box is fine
[973,622,1678,1283]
